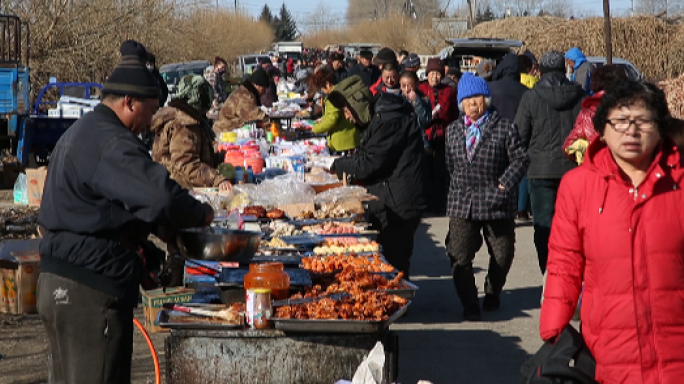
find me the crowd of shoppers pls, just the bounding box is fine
[35,40,684,384]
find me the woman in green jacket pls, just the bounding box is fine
[309,66,360,153]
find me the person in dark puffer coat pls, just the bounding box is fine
[514,51,586,274]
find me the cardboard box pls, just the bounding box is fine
[26,167,47,207]
[0,251,40,315]
[141,287,195,333]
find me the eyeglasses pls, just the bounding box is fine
[607,118,657,133]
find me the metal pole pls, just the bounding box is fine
[603,0,612,65]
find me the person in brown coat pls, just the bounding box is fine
[213,68,270,132]
[151,74,231,191]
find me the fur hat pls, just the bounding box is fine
[103,40,160,99]
[426,58,444,77]
[249,68,270,88]
[373,47,397,66]
[329,52,345,62]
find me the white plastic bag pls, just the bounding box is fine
[13,173,28,205]
[352,342,385,384]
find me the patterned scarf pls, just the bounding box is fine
[464,111,489,161]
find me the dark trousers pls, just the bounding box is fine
[427,140,449,214]
[446,218,516,309]
[528,178,561,274]
[518,175,531,213]
[37,272,134,384]
[370,210,422,277]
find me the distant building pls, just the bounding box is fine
[432,17,470,35]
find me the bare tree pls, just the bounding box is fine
[635,0,684,15]
[347,0,441,24]
[305,1,338,33]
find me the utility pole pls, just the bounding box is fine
[603,0,612,65]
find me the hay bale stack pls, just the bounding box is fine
[659,74,684,119]
[467,16,678,81]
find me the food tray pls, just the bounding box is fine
[271,300,410,333]
[156,309,244,330]
[251,253,302,265]
[376,280,419,300]
[217,267,313,287]
[289,215,361,227]
[279,234,324,247]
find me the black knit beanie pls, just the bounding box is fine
[250,68,270,88]
[103,40,161,99]
[374,48,397,65]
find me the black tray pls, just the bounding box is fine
[217,267,312,287]
[251,254,302,266]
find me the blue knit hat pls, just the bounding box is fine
[457,73,491,105]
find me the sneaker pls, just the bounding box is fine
[463,305,481,321]
[482,294,500,311]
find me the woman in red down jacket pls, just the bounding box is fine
[563,65,628,164]
[419,57,458,213]
[540,80,684,384]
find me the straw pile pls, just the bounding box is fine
[468,16,682,82]
[659,75,684,119]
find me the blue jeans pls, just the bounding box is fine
[528,179,561,274]
[518,175,530,213]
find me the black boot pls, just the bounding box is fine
[452,264,480,321]
[482,294,500,311]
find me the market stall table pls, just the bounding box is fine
[164,328,399,384]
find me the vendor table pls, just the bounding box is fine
[165,329,398,384]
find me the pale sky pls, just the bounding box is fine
[233,0,635,20]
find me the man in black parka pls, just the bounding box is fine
[37,40,214,384]
[514,51,585,274]
[330,75,428,276]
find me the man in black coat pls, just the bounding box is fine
[37,40,213,384]
[489,53,529,121]
[514,51,585,274]
[330,51,348,84]
[330,75,428,276]
[347,50,381,87]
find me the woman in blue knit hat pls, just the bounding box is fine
[445,72,530,321]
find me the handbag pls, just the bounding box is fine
[521,324,598,384]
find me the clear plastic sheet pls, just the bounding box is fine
[231,175,315,209]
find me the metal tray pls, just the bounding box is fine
[279,234,324,247]
[216,267,313,287]
[271,300,410,333]
[376,280,419,300]
[288,215,361,227]
[156,309,244,330]
[251,253,302,265]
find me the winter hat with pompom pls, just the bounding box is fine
[103,40,161,99]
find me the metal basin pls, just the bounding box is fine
[177,228,261,262]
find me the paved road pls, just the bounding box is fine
[393,217,544,384]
